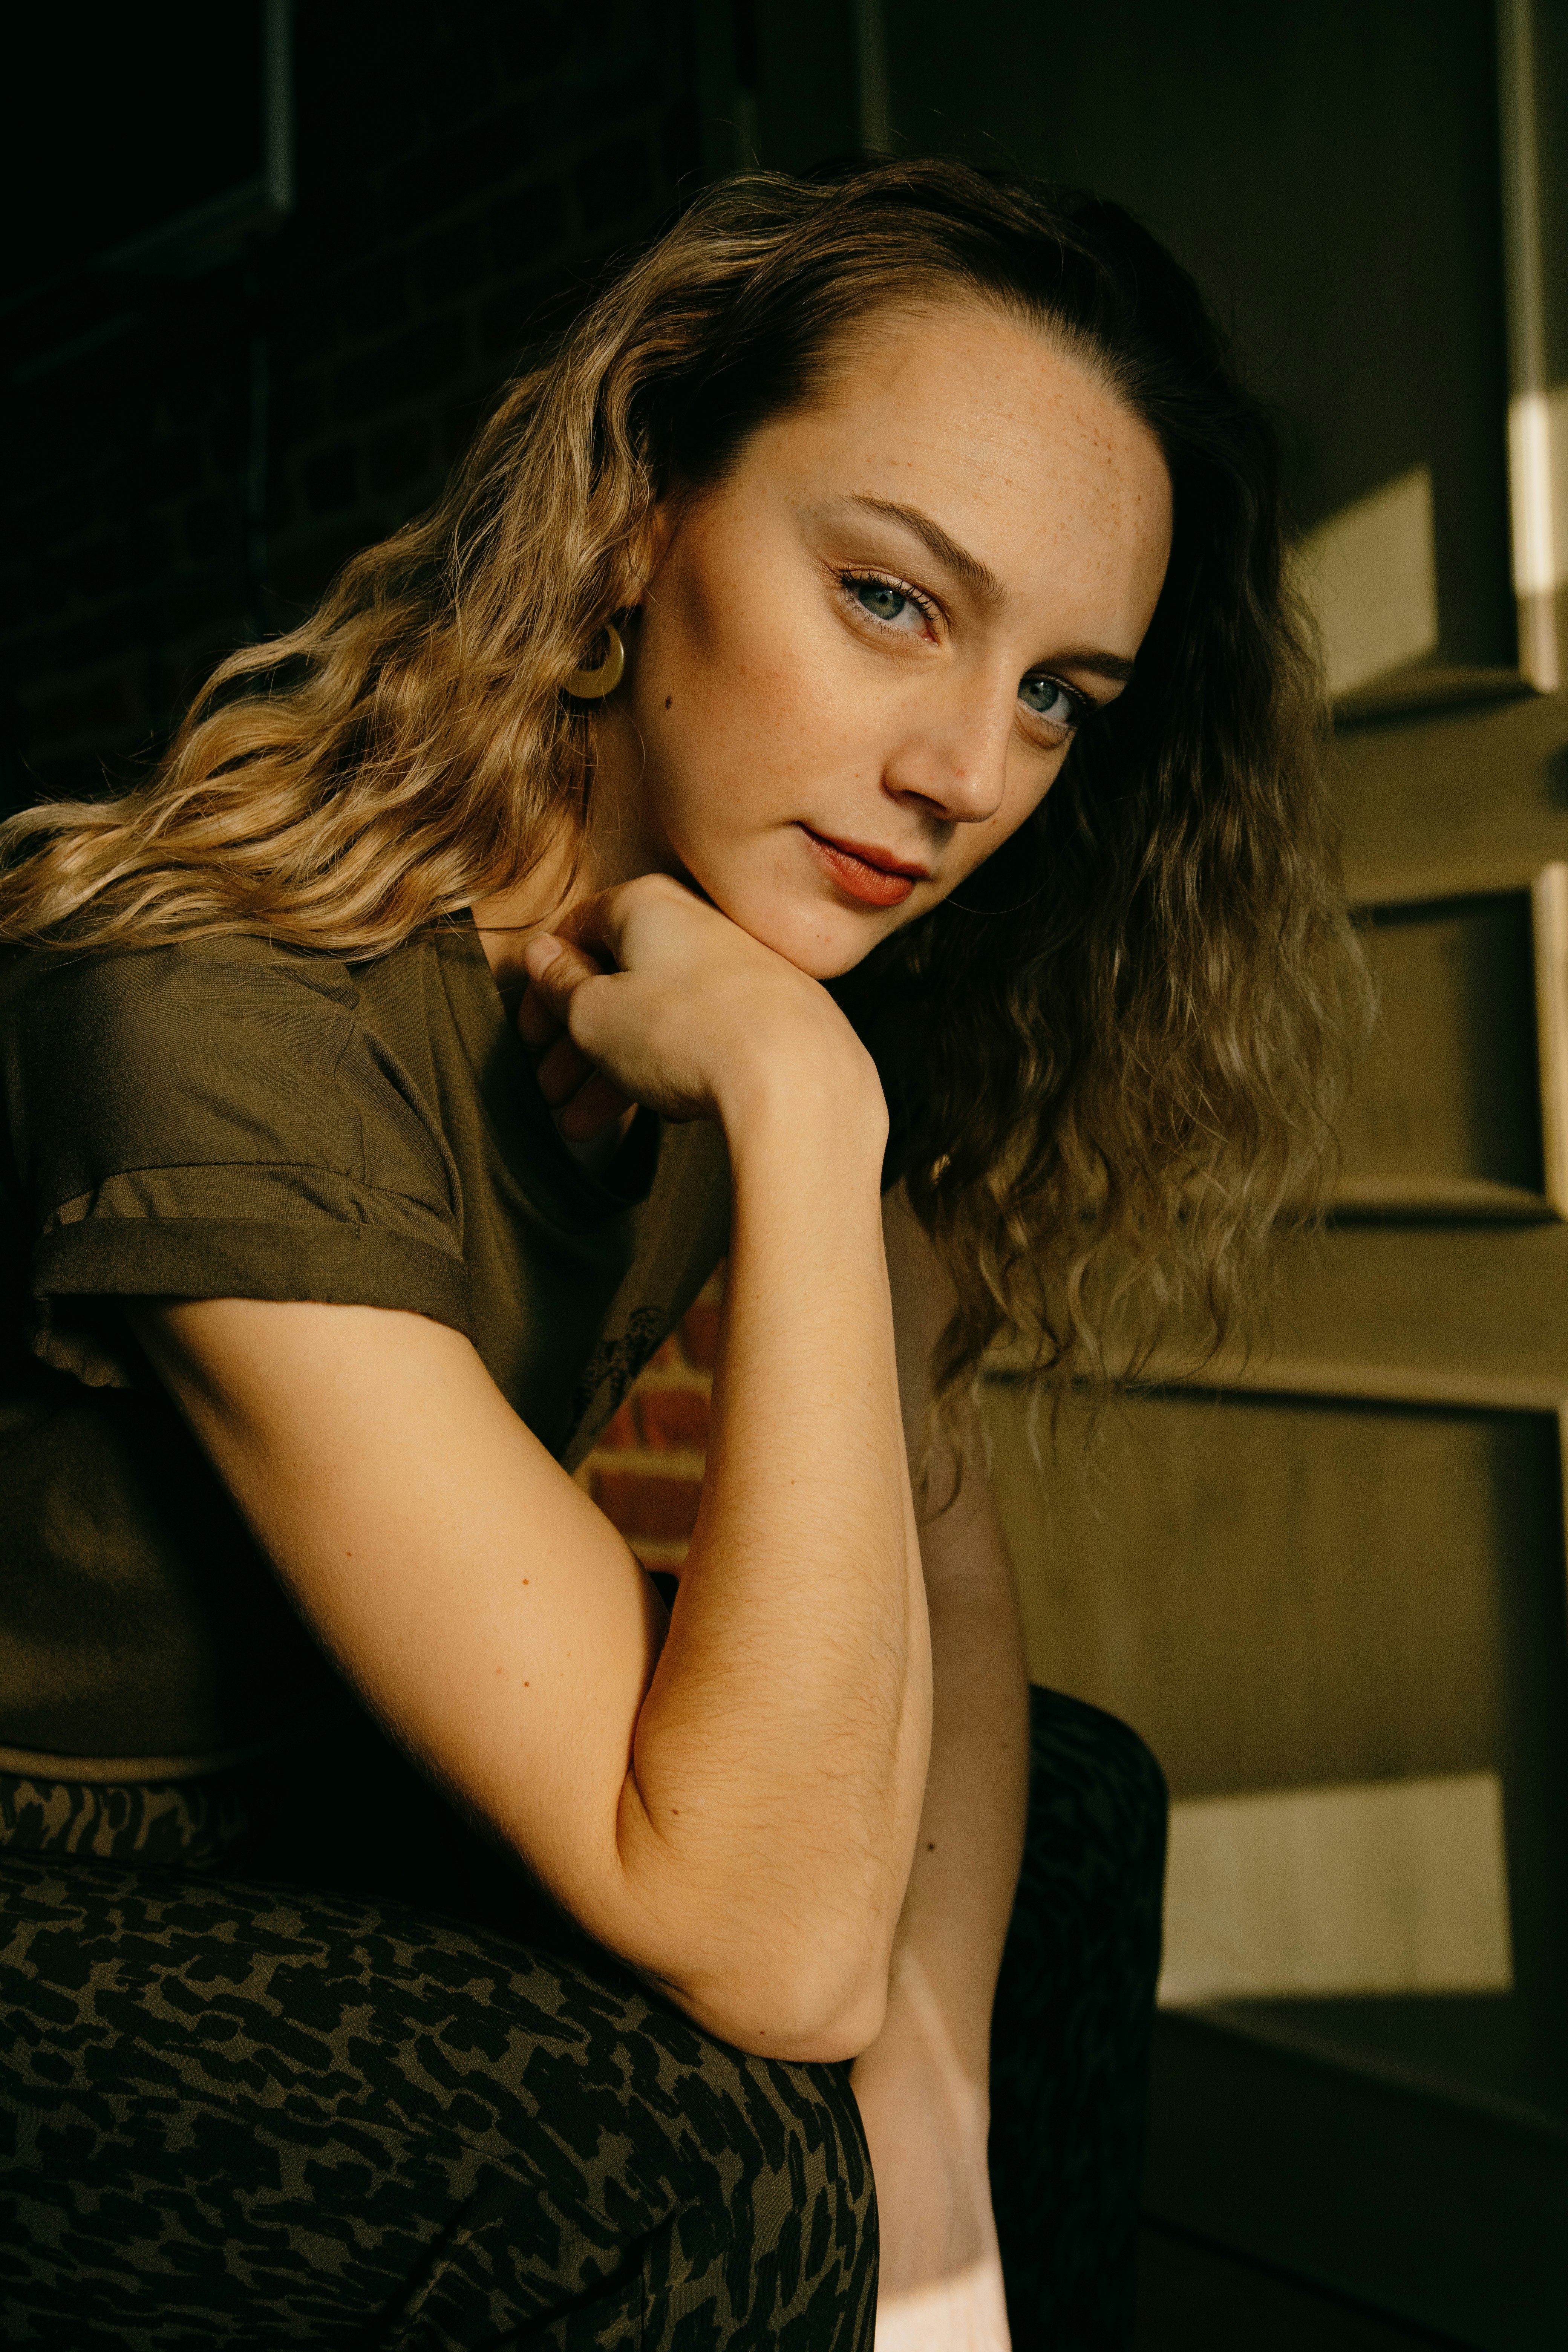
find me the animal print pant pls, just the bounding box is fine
[0,1690,1166,2349]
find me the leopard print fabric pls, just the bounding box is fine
[0,1770,249,1870]
[1,1689,1165,2350]
[992,1688,1169,2349]
[0,1860,876,2350]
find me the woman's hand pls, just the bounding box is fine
[515,871,878,1141]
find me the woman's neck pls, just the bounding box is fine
[469,856,574,1003]
[469,733,673,1002]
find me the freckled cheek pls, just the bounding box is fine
[661,568,851,799]
[666,556,788,730]
[640,650,802,869]
[640,588,748,829]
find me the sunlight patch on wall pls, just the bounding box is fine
[1158,1770,1512,2005]
[1508,385,1568,595]
[1509,385,1568,689]
[1295,465,1439,697]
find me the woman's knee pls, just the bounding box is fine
[2,1859,879,2345]
[990,1691,1167,2205]
[377,1934,879,2340]
[718,2056,878,2345]
[527,2001,877,2347]
[1026,1683,1168,1897]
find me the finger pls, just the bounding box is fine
[519,932,604,1020]
[536,1033,596,1107]
[556,872,699,966]
[558,1070,635,1144]
[553,893,619,961]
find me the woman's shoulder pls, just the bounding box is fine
[2,928,472,1390]
[2,931,263,1012]
[0,929,449,1090]
[1,929,361,1028]
[0,929,453,1205]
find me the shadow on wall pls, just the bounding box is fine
[1294,467,1440,698]
[1297,378,1568,703]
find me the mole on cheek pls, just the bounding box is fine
[665,695,673,710]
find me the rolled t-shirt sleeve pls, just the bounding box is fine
[4,937,473,1385]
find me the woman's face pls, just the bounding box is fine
[591,296,1173,979]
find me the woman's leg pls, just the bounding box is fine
[0,1852,877,2351]
[988,1687,1169,2351]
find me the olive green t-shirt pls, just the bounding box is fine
[0,918,732,1776]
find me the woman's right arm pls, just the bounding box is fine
[130,876,932,2061]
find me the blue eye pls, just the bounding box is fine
[839,569,939,636]
[1019,673,1084,730]
[856,580,912,625]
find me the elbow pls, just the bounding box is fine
[667,1936,891,2063]
[599,1814,903,2058]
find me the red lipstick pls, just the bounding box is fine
[797,825,930,909]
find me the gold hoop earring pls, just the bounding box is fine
[565,622,626,700]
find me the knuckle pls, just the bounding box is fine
[631,871,682,911]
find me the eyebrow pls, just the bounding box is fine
[844,495,1006,605]
[839,495,1137,688]
[1047,645,1137,686]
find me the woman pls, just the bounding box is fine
[0,160,1355,2349]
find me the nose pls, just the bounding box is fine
[878,687,1013,828]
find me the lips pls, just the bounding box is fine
[797,825,931,909]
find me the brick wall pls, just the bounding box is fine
[2,0,701,812]
[577,1267,722,1566]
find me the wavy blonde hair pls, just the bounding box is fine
[0,159,1367,1421]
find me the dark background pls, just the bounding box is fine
[1,1,704,816]
[6,6,269,299]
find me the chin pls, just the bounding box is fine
[707,881,895,982]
